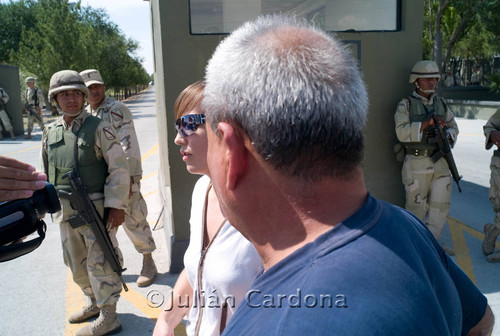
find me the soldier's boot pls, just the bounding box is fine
[136,253,157,287]
[69,296,100,323]
[487,251,500,263]
[24,128,32,139]
[9,130,15,140]
[482,223,500,256]
[75,303,121,336]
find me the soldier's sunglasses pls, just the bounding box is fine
[175,114,206,137]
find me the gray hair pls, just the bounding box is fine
[203,15,368,180]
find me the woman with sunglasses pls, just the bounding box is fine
[153,81,262,336]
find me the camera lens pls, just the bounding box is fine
[30,182,61,217]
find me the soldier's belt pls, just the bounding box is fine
[405,147,437,157]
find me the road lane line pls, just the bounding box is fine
[142,171,158,181]
[120,287,161,320]
[3,144,41,156]
[449,217,476,283]
[141,143,159,162]
[448,217,500,284]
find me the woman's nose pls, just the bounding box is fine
[174,132,184,145]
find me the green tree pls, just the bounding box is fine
[1,0,149,94]
[0,0,38,63]
[423,0,499,71]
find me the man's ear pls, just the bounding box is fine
[218,122,247,190]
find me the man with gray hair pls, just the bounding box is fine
[79,69,157,287]
[202,15,493,335]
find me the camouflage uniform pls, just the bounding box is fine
[395,91,459,239]
[86,96,156,254]
[482,108,500,261]
[24,84,45,136]
[80,69,157,287]
[0,87,15,139]
[41,111,130,307]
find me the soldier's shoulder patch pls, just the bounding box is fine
[111,109,124,121]
[103,127,116,140]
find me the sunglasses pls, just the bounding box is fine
[175,114,206,137]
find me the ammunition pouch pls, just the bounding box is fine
[67,214,87,229]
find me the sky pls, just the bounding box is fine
[81,0,154,74]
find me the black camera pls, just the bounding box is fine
[0,182,61,262]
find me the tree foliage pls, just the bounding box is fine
[0,0,150,94]
[424,0,500,68]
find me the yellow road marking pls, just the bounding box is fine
[143,190,158,199]
[120,287,161,320]
[449,217,476,283]
[3,144,41,156]
[448,216,500,285]
[142,171,158,181]
[65,269,86,335]
[142,143,159,162]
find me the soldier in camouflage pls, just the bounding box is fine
[394,60,459,256]
[483,109,500,262]
[80,69,157,287]
[41,70,130,336]
[23,76,45,139]
[0,86,16,140]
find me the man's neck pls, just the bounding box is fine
[416,89,432,100]
[235,167,368,271]
[90,97,105,110]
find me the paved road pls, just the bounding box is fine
[0,89,499,335]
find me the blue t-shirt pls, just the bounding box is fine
[222,195,486,336]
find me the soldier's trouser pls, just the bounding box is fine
[489,155,500,230]
[402,155,452,239]
[122,189,156,254]
[26,113,44,131]
[0,110,13,131]
[54,198,123,307]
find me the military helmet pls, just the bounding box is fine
[409,61,441,83]
[79,69,105,87]
[25,76,36,83]
[48,70,89,102]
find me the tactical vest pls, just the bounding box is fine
[47,116,107,193]
[405,95,447,148]
[407,96,446,122]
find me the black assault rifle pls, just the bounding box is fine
[24,102,43,123]
[429,113,462,192]
[61,170,128,291]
